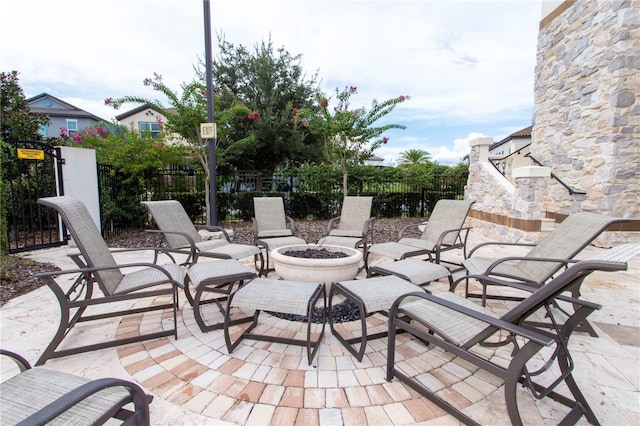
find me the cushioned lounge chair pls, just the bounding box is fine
[461,212,627,307]
[35,196,185,366]
[387,257,631,426]
[317,196,375,258]
[365,199,474,271]
[1,349,151,425]
[252,197,306,270]
[142,200,264,274]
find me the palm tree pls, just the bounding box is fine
[397,148,432,166]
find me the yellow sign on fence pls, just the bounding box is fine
[17,148,45,160]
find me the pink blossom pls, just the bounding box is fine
[104,98,121,109]
[319,98,328,108]
[292,108,299,115]
[143,78,153,86]
[97,127,106,136]
[349,86,357,93]
[382,137,389,144]
[248,112,261,122]
[398,95,406,102]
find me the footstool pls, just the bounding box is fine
[186,260,258,333]
[368,258,453,287]
[224,278,326,364]
[329,275,427,361]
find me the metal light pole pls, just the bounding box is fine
[203,0,218,225]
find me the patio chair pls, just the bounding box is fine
[317,196,375,258]
[35,196,185,366]
[387,258,630,426]
[461,212,628,308]
[142,200,264,275]
[252,197,306,270]
[1,349,151,425]
[364,199,474,271]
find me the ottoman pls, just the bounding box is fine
[329,275,426,361]
[186,260,258,333]
[224,278,326,364]
[368,258,453,287]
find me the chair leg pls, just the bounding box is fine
[255,252,266,277]
[36,280,76,366]
[192,280,253,333]
[329,284,369,362]
[504,340,545,426]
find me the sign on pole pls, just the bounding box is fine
[200,123,216,139]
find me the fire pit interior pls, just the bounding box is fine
[282,247,349,259]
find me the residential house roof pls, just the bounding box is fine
[115,104,177,121]
[489,125,532,151]
[27,93,106,122]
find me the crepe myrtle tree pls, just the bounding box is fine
[295,86,409,196]
[105,73,258,224]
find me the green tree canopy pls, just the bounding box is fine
[206,36,323,170]
[397,148,432,167]
[295,86,409,196]
[1,71,49,142]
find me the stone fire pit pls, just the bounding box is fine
[271,244,362,292]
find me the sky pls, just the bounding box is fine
[2,0,542,166]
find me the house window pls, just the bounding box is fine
[38,124,48,138]
[139,122,161,138]
[66,119,78,135]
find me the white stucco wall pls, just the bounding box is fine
[58,146,101,232]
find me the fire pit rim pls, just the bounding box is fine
[272,244,362,267]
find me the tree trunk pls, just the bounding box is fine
[342,169,348,197]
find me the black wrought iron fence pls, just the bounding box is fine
[97,166,468,237]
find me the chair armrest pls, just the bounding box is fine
[398,222,423,239]
[326,216,340,234]
[480,256,579,281]
[206,225,232,242]
[145,229,197,263]
[36,262,185,289]
[287,216,297,235]
[468,241,537,258]
[390,291,554,346]
[17,378,151,426]
[434,226,472,247]
[68,245,179,267]
[251,218,259,243]
[0,349,31,372]
[362,217,376,238]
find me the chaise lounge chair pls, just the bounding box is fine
[317,196,375,259]
[387,255,633,426]
[461,212,627,309]
[365,199,474,271]
[1,349,151,425]
[252,197,306,270]
[142,200,264,275]
[35,196,185,365]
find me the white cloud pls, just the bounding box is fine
[2,0,540,160]
[432,132,487,164]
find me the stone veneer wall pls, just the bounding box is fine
[465,0,639,246]
[532,0,639,244]
[466,139,549,243]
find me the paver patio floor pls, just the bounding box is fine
[1,234,638,425]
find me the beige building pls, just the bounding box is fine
[115,104,185,144]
